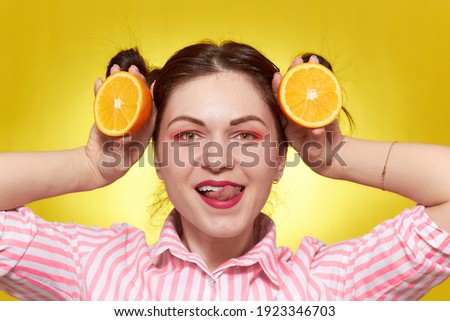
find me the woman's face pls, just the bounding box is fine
[155,72,285,241]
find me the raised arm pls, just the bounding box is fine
[272,56,450,233]
[0,146,99,210]
[331,137,450,231]
[0,65,155,211]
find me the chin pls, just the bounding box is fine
[202,217,253,238]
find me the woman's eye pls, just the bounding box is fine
[237,132,256,141]
[177,131,199,142]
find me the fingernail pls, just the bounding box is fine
[94,78,103,94]
[311,128,324,136]
[310,55,319,63]
[294,56,303,64]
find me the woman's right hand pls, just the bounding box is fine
[83,64,156,187]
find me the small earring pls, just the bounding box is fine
[273,173,282,184]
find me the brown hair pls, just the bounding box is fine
[151,40,287,151]
[106,42,353,149]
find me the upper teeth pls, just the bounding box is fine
[197,185,243,192]
[197,186,222,192]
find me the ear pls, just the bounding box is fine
[274,148,287,182]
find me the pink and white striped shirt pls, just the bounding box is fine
[1,205,449,300]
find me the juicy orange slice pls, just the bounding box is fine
[94,71,152,137]
[278,63,342,128]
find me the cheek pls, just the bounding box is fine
[234,142,281,171]
[154,142,198,180]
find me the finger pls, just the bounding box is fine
[325,119,339,132]
[94,78,103,95]
[110,64,121,75]
[272,72,282,97]
[122,133,132,144]
[291,56,304,68]
[310,127,325,137]
[308,127,327,150]
[305,127,327,165]
[308,55,320,64]
[129,119,153,154]
[133,102,157,146]
[128,65,147,83]
[149,81,158,118]
[324,119,342,141]
[150,80,156,96]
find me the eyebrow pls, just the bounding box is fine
[167,115,268,128]
[168,116,206,128]
[229,115,268,127]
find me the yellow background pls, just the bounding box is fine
[1,0,449,300]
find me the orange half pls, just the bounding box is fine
[278,63,342,128]
[94,71,152,137]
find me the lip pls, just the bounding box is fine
[195,180,241,189]
[195,180,244,209]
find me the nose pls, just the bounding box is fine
[200,140,236,171]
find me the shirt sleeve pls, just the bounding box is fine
[0,207,135,300]
[308,205,450,300]
[0,207,84,299]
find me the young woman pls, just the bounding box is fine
[0,41,449,300]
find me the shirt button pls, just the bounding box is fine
[207,277,215,287]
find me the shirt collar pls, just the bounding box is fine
[147,210,281,287]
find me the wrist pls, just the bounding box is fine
[309,135,350,179]
[325,137,399,190]
[76,146,109,191]
[332,135,352,179]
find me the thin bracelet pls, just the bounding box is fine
[381,141,398,191]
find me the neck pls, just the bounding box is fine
[178,216,257,271]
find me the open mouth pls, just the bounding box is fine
[195,181,245,209]
[196,185,244,201]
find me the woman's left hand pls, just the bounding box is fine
[272,56,346,178]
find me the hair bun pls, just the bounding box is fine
[106,48,153,87]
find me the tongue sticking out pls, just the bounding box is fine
[204,185,241,201]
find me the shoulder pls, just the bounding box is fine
[1,206,147,246]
